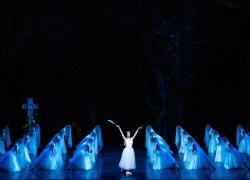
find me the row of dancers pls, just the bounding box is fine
[0,124,103,172]
[0,123,250,172]
[146,126,178,170]
[66,125,103,170]
[0,124,41,156]
[176,125,249,169]
[202,124,249,169]
[146,125,214,170]
[145,125,250,170]
[0,124,41,172]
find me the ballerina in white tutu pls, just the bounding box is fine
[116,125,143,175]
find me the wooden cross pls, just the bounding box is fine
[22,98,38,127]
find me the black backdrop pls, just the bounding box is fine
[1,0,250,150]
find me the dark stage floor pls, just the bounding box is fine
[0,147,250,179]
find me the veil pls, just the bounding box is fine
[93,125,103,152]
[146,126,154,149]
[203,125,213,149]
[76,134,93,149]
[64,125,72,149]
[34,124,41,149]
[236,125,244,147]
[175,125,183,148]
[3,125,11,148]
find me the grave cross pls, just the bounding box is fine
[22,98,38,127]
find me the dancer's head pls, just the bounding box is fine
[24,135,29,145]
[149,131,155,137]
[241,129,246,136]
[50,142,56,152]
[29,127,35,135]
[17,138,23,145]
[216,135,221,144]
[3,125,8,130]
[226,141,232,151]
[92,131,96,138]
[59,129,65,135]
[186,135,193,143]
[88,137,94,144]
[55,135,60,143]
[181,130,187,135]
[150,135,157,142]
[13,144,19,153]
[126,131,131,138]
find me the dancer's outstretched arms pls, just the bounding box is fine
[116,125,126,141]
[132,126,143,140]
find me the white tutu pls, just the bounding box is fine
[119,139,136,170]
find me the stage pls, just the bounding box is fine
[0,147,249,179]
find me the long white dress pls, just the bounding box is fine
[215,136,227,164]
[238,130,248,154]
[119,138,136,170]
[33,142,58,170]
[145,126,154,151]
[175,126,188,154]
[28,124,40,155]
[91,125,103,153]
[76,135,96,164]
[0,144,21,172]
[204,125,213,150]
[208,130,219,156]
[17,137,31,168]
[153,139,176,170]
[69,142,92,170]
[187,143,214,169]
[183,135,204,169]
[224,142,247,169]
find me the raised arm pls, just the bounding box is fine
[132,126,143,140]
[116,125,126,141]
